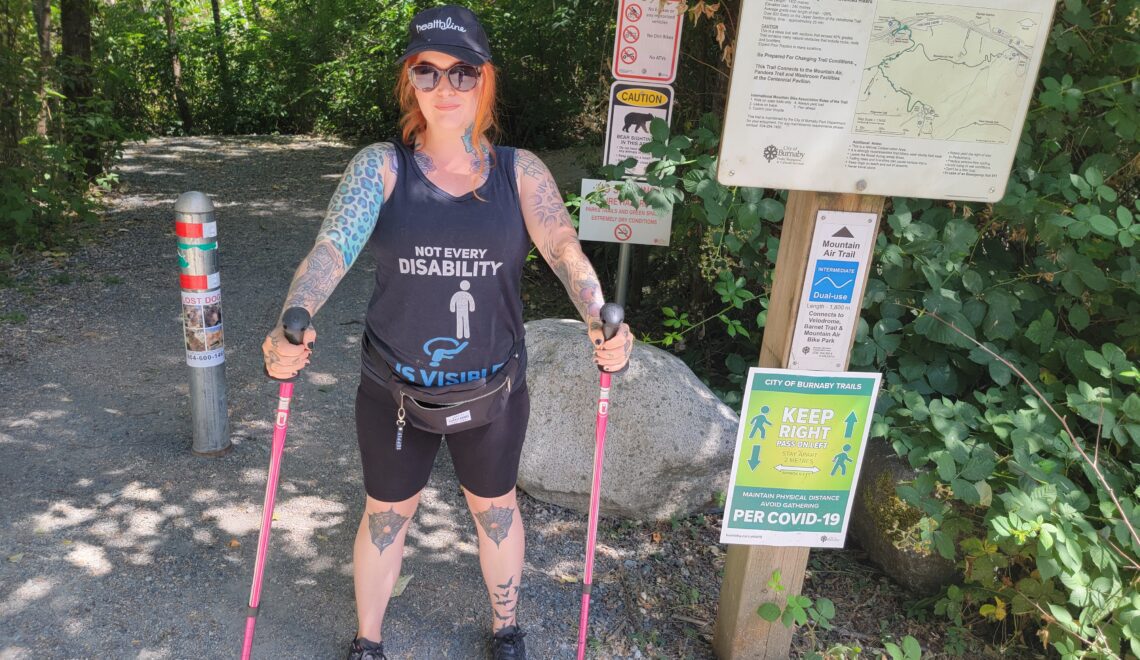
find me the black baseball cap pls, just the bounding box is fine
[399,5,492,66]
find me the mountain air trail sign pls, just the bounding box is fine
[720,368,882,548]
[788,210,878,371]
[717,0,1056,202]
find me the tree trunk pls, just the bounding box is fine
[209,0,235,133]
[61,0,100,179]
[162,0,194,132]
[246,0,261,23]
[1,0,19,160]
[32,0,52,138]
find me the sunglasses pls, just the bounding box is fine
[408,63,482,92]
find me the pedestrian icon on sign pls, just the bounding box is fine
[831,445,853,476]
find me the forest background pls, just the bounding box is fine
[1,0,1139,657]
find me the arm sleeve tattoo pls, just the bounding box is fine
[516,149,605,324]
[282,142,394,316]
[316,142,392,269]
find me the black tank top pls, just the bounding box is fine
[361,139,530,388]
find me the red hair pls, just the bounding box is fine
[397,55,500,185]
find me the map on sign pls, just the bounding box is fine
[855,2,1043,144]
[716,0,1055,202]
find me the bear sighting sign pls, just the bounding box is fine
[604,81,674,177]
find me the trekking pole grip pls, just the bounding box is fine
[598,303,626,375]
[281,307,311,346]
[600,303,623,341]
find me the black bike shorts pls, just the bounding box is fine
[354,373,530,502]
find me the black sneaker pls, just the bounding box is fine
[491,625,526,660]
[347,637,387,660]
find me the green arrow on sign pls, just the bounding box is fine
[747,445,761,471]
[844,411,858,438]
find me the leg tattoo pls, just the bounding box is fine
[493,575,520,625]
[368,508,410,555]
[474,504,515,548]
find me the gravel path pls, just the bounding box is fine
[0,136,721,660]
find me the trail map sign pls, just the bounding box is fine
[720,369,882,548]
[611,0,684,84]
[604,82,675,176]
[788,210,877,371]
[717,0,1056,202]
[578,179,673,246]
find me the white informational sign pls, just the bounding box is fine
[604,82,675,176]
[578,179,673,246]
[612,0,684,84]
[717,0,1056,202]
[721,368,882,547]
[182,289,225,367]
[788,211,878,371]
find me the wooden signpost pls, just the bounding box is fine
[711,0,1055,656]
[713,191,884,658]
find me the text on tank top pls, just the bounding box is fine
[361,139,530,387]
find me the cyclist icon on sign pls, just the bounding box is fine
[623,26,640,43]
[625,3,642,22]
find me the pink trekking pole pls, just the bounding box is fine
[577,302,625,659]
[241,307,311,660]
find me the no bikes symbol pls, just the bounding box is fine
[624,3,642,22]
[623,26,640,43]
[620,47,638,65]
[614,224,633,241]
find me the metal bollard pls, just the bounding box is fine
[174,191,231,456]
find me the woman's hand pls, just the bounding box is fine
[588,322,632,373]
[262,325,318,380]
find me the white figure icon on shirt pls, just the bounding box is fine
[450,280,475,339]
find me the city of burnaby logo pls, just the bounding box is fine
[763,145,778,162]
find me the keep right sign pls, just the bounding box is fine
[720,368,882,548]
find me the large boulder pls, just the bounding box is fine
[849,439,958,595]
[518,318,738,521]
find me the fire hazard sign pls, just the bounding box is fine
[611,0,683,84]
[578,179,673,247]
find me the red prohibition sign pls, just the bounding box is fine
[625,3,642,22]
[614,223,633,241]
[620,46,638,65]
[623,26,640,43]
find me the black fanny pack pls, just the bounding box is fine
[364,335,525,442]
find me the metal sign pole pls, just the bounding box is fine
[174,191,230,456]
[614,243,633,307]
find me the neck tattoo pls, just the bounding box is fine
[463,125,491,174]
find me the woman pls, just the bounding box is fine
[261,6,632,659]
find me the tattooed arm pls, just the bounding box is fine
[515,149,632,371]
[281,142,396,317]
[262,142,396,378]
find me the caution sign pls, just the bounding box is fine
[720,368,882,548]
[788,210,878,371]
[577,179,672,247]
[604,82,674,177]
[612,0,683,84]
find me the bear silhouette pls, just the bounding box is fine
[622,111,655,133]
